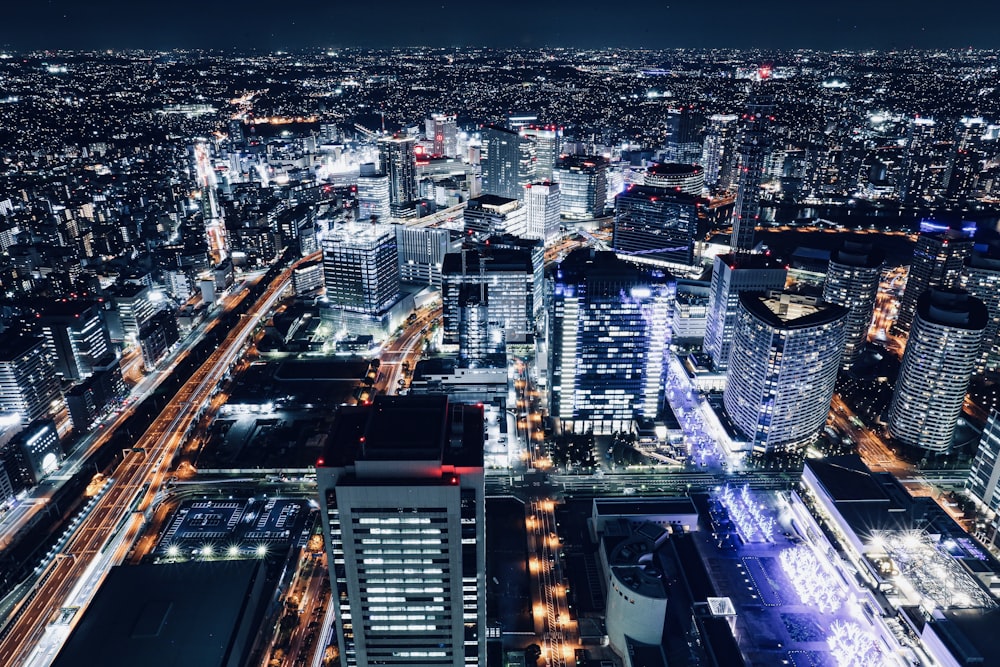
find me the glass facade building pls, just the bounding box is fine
[612,185,699,267]
[550,249,674,434]
[893,223,974,335]
[888,288,987,454]
[724,292,847,454]
[822,240,884,368]
[555,156,607,220]
[322,222,400,316]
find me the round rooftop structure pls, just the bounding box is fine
[644,163,705,195]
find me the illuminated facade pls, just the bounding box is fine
[523,181,561,242]
[425,113,458,157]
[612,185,699,267]
[724,292,847,454]
[518,126,562,182]
[822,241,884,368]
[357,163,392,222]
[555,156,607,220]
[37,302,113,381]
[893,222,974,335]
[962,247,1000,373]
[730,95,774,251]
[550,249,674,435]
[481,126,533,200]
[316,395,485,667]
[377,135,418,214]
[968,411,1000,514]
[701,114,739,190]
[0,334,63,426]
[889,289,987,454]
[702,252,787,372]
[642,163,705,195]
[322,222,400,316]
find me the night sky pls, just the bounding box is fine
[1,0,997,51]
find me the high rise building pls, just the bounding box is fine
[523,181,561,242]
[481,126,534,200]
[316,395,485,667]
[425,113,458,157]
[377,134,418,214]
[555,156,607,220]
[462,195,526,238]
[0,334,63,425]
[322,221,400,317]
[962,246,1000,373]
[457,284,503,367]
[0,419,61,491]
[37,302,113,381]
[357,163,392,222]
[663,107,705,164]
[109,284,159,344]
[612,185,699,267]
[888,288,987,454]
[702,253,787,371]
[724,292,847,454]
[730,96,774,251]
[519,126,562,182]
[441,238,543,344]
[948,117,988,202]
[701,114,739,190]
[822,241,884,368]
[968,410,1000,513]
[550,249,674,435]
[642,163,705,195]
[394,224,455,288]
[900,117,947,204]
[892,222,975,336]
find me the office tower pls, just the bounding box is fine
[37,301,113,381]
[316,395,485,667]
[963,247,1000,373]
[550,249,674,435]
[65,357,127,431]
[481,126,534,200]
[506,111,537,130]
[519,126,562,182]
[724,292,847,454]
[701,113,739,190]
[322,221,400,316]
[888,289,987,454]
[110,284,158,343]
[730,95,774,251]
[968,411,1000,513]
[357,163,392,222]
[555,156,607,220]
[377,134,418,214]
[663,107,705,164]
[900,117,946,204]
[612,185,699,266]
[462,195,526,238]
[523,181,561,242]
[948,117,988,202]
[139,310,180,371]
[643,163,705,195]
[425,113,458,157]
[0,420,61,491]
[441,237,543,344]
[822,240,885,368]
[394,225,455,287]
[0,334,63,425]
[892,222,975,335]
[292,259,325,296]
[702,253,787,371]
[457,284,503,367]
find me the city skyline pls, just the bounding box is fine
[2,1,1000,51]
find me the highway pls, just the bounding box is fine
[0,257,302,667]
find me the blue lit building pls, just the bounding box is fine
[612,185,700,267]
[550,249,674,435]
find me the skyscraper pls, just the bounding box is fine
[730,96,774,251]
[37,301,113,381]
[900,117,946,204]
[822,240,884,368]
[701,113,739,190]
[425,113,458,157]
[0,333,63,426]
[555,156,607,220]
[967,410,1000,514]
[612,185,699,267]
[642,163,705,195]
[322,221,400,317]
[481,126,533,200]
[702,253,787,371]
[523,181,561,243]
[663,107,705,164]
[377,134,418,214]
[962,246,1000,373]
[357,163,391,222]
[892,222,975,336]
[724,292,848,454]
[888,288,987,454]
[462,195,526,238]
[316,395,485,667]
[550,249,674,434]
[519,126,562,182]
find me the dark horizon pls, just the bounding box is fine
[2,0,998,52]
